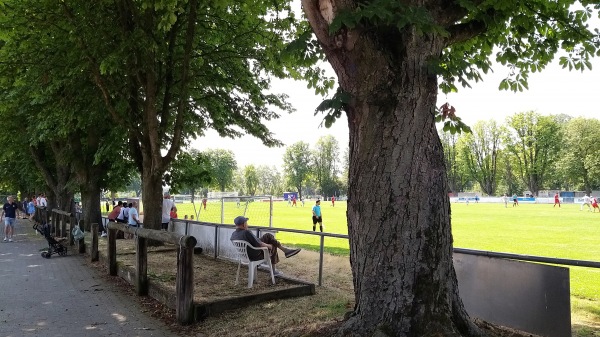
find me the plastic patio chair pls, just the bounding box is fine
[231,240,276,288]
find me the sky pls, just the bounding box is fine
[191,46,600,170]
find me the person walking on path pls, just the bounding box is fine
[2,195,19,242]
[554,193,561,208]
[312,199,323,232]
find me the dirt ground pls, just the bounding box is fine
[88,236,537,337]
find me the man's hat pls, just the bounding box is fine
[234,216,249,226]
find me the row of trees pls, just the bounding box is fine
[165,135,348,199]
[2,0,597,335]
[0,0,315,233]
[441,112,600,196]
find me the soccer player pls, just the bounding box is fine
[581,194,591,211]
[312,200,323,232]
[512,194,518,207]
[553,193,560,208]
[592,196,599,212]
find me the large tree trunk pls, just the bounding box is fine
[303,1,480,336]
[80,181,102,232]
[141,163,164,231]
[29,144,74,213]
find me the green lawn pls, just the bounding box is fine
[176,200,600,302]
[114,199,599,330]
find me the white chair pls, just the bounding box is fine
[231,240,276,288]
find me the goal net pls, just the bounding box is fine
[221,195,273,228]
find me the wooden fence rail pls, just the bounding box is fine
[106,222,197,324]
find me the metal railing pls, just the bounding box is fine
[100,217,600,287]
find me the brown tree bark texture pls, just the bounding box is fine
[302,0,482,336]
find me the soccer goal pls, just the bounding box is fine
[222,195,273,227]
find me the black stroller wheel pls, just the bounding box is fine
[58,247,67,256]
[41,252,49,258]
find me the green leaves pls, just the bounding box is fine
[328,0,446,37]
[315,87,350,128]
[439,0,599,94]
[498,72,529,92]
[435,103,472,135]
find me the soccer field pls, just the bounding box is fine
[176,200,600,302]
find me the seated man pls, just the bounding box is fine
[230,216,300,275]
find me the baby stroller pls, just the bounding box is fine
[33,222,67,258]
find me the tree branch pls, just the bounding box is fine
[301,0,337,52]
[29,145,57,190]
[162,0,199,170]
[445,20,487,46]
[59,2,128,127]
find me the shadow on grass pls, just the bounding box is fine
[290,243,349,256]
[573,324,600,337]
[576,299,600,318]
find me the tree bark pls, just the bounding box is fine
[141,164,163,231]
[303,1,481,335]
[80,182,102,233]
[29,144,74,213]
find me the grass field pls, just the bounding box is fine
[174,200,600,302]
[119,199,600,332]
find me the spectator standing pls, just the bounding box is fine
[116,202,128,223]
[27,198,36,220]
[108,201,123,222]
[127,202,141,239]
[105,201,110,213]
[2,196,19,242]
[38,194,48,208]
[75,202,82,224]
[161,192,175,231]
[128,202,140,227]
[20,197,28,219]
[170,206,178,219]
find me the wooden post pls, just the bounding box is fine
[136,234,148,296]
[61,214,67,239]
[91,223,98,260]
[108,227,117,276]
[176,236,197,324]
[52,210,58,236]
